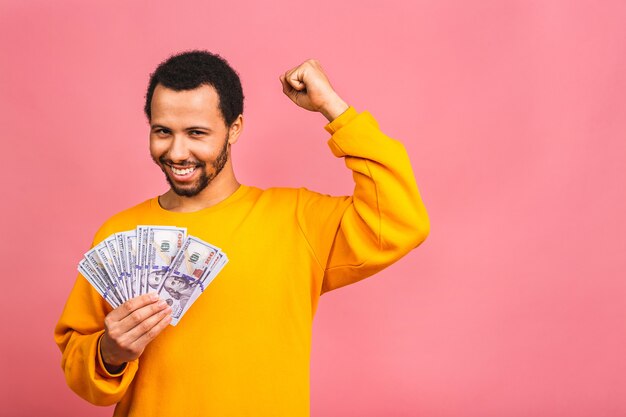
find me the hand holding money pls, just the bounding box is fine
[100,293,172,369]
[78,226,228,327]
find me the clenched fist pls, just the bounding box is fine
[279,59,349,122]
[99,293,172,372]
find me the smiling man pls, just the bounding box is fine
[55,50,430,416]
[150,83,236,200]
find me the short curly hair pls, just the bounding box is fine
[144,50,244,126]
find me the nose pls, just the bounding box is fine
[167,134,190,163]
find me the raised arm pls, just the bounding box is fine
[281,59,430,293]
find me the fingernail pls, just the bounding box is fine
[150,293,159,301]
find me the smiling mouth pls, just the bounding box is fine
[166,163,200,181]
[170,166,196,175]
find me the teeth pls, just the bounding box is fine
[171,166,195,175]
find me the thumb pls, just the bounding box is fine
[286,69,306,91]
[280,74,300,101]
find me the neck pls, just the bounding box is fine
[158,166,240,213]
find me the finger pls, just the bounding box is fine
[280,74,301,103]
[107,293,160,322]
[119,297,170,331]
[129,310,172,350]
[279,74,291,93]
[284,67,306,91]
[122,304,172,345]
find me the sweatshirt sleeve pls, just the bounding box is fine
[296,107,430,293]
[54,238,139,406]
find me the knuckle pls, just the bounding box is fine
[141,320,152,333]
[108,329,120,340]
[130,311,143,323]
[146,329,157,340]
[123,300,134,313]
[117,337,129,350]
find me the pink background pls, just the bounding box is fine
[1,0,625,416]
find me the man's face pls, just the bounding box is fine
[149,84,235,197]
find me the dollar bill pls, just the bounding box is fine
[78,260,105,295]
[173,253,229,325]
[105,236,129,300]
[124,232,138,299]
[114,233,129,293]
[137,226,150,295]
[78,259,119,308]
[159,236,221,323]
[94,242,127,302]
[146,226,187,293]
[84,247,124,306]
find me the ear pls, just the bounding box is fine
[227,114,244,145]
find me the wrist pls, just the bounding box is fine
[96,333,128,377]
[320,96,349,122]
[99,334,126,370]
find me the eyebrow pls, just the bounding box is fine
[186,126,212,132]
[150,124,213,132]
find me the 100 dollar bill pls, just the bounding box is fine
[146,226,187,294]
[158,236,222,324]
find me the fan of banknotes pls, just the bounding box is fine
[77,226,228,326]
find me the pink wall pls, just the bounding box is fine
[1,0,625,416]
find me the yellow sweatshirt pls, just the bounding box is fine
[55,107,430,417]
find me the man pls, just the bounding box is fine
[55,50,429,416]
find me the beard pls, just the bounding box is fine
[155,135,230,198]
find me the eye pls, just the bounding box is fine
[154,128,170,136]
[189,130,205,136]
